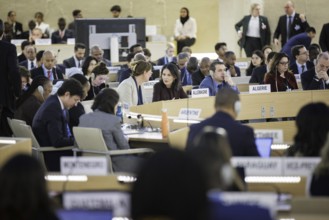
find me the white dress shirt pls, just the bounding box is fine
[246,16,260,38]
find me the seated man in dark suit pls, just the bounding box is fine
[186,88,259,156]
[250,51,277,84]
[177,52,192,86]
[90,45,111,67]
[63,43,86,68]
[32,79,83,171]
[51,18,74,44]
[30,50,64,82]
[19,45,37,71]
[224,51,241,77]
[192,57,210,86]
[68,9,83,35]
[156,43,177,65]
[301,52,329,90]
[289,45,314,75]
[7,11,23,39]
[20,20,36,40]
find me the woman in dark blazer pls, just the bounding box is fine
[152,63,187,102]
[264,53,298,92]
[235,3,271,57]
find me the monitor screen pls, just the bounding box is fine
[255,138,272,158]
[57,209,112,220]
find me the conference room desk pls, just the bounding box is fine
[0,137,32,166]
[126,131,169,150]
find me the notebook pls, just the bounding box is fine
[255,138,273,158]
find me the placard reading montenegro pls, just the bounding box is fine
[60,156,108,175]
[178,108,202,120]
[231,157,282,176]
[249,84,271,94]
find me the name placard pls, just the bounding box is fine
[60,156,108,176]
[178,108,201,120]
[142,80,159,89]
[35,38,52,45]
[107,66,121,73]
[63,191,130,217]
[235,61,249,69]
[153,65,163,71]
[231,157,282,176]
[191,88,209,98]
[249,84,271,94]
[67,38,76,45]
[283,158,320,176]
[11,39,25,46]
[255,129,284,144]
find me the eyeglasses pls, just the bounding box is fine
[279,61,289,65]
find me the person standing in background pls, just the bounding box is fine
[68,9,82,35]
[319,23,329,52]
[0,20,21,136]
[273,1,310,48]
[235,3,271,57]
[110,5,122,18]
[174,7,197,54]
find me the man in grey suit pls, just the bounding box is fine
[63,43,86,68]
[90,45,112,67]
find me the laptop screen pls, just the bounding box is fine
[56,209,112,220]
[255,138,273,158]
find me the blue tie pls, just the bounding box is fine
[62,109,72,137]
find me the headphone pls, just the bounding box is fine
[37,85,44,100]
[234,100,241,116]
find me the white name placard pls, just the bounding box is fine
[142,80,159,89]
[249,84,271,94]
[60,156,108,176]
[107,66,121,73]
[178,108,201,120]
[231,157,282,176]
[35,38,52,45]
[255,129,284,144]
[191,88,209,98]
[67,38,76,45]
[63,191,130,217]
[235,61,249,69]
[153,65,163,71]
[11,39,25,46]
[283,158,320,176]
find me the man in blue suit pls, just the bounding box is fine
[186,88,259,156]
[281,27,316,62]
[32,79,83,171]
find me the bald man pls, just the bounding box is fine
[31,50,64,81]
[273,1,310,47]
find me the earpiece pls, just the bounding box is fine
[220,163,234,187]
[234,100,241,116]
[37,85,44,100]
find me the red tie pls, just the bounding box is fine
[47,70,52,79]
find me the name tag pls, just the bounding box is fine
[249,84,271,94]
[63,191,130,217]
[294,74,301,82]
[283,158,320,176]
[191,88,209,98]
[255,129,283,144]
[178,108,201,120]
[67,38,76,45]
[231,157,282,176]
[107,66,121,73]
[35,38,52,45]
[11,39,25,46]
[60,157,108,175]
[142,80,159,89]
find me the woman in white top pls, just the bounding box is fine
[174,7,197,53]
[34,12,50,38]
[117,60,153,107]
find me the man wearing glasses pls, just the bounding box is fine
[301,52,329,90]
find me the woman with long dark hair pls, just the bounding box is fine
[246,50,265,76]
[152,63,187,102]
[85,62,108,100]
[81,56,98,79]
[264,52,298,91]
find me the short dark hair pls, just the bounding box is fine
[7,11,14,17]
[306,27,316,34]
[93,62,109,77]
[36,50,44,62]
[161,63,182,92]
[187,57,198,73]
[224,51,235,59]
[214,42,227,51]
[110,5,121,12]
[91,88,119,114]
[74,43,86,51]
[210,61,225,72]
[129,44,142,53]
[57,79,83,98]
[72,9,81,17]
[126,52,135,62]
[70,73,88,86]
[291,45,305,59]
[21,40,31,51]
[57,17,66,24]
[267,51,277,63]
[215,87,239,110]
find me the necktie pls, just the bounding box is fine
[62,109,72,137]
[301,65,305,73]
[30,62,34,69]
[287,16,292,39]
[78,61,81,68]
[47,70,52,79]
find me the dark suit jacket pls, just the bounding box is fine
[0,41,21,111]
[235,15,271,48]
[31,66,64,81]
[12,21,23,39]
[273,13,310,46]
[14,95,41,126]
[186,111,259,156]
[192,69,205,86]
[225,64,241,77]
[249,65,267,84]
[63,56,84,68]
[32,95,74,171]
[17,53,26,63]
[281,33,312,61]
[301,68,329,90]
[156,56,177,65]
[152,81,187,102]
[51,29,74,44]
[319,23,329,52]
[20,30,30,40]
[19,60,28,69]
[289,61,314,75]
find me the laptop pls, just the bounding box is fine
[255,138,273,158]
[56,209,112,220]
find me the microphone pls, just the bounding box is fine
[137,114,144,129]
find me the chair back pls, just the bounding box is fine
[15,124,41,148]
[7,118,26,137]
[73,127,108,152]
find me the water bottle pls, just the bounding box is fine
[116,102,123,123]
[161,108,169,138]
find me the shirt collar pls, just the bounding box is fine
[57,95,65,110]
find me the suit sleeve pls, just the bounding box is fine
[179,87,188,99]
[273,17,282,40]
[301,72,321,90]
[265,18,271,45]
[152,83,161,102]
[235,17,245,32]
[249,69,258,83]
[112,119,130,150]
[63,59,70,68]
[319,24,328,52]
[8,44,21,97]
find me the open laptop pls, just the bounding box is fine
[255,137,273,158]
[56,209,112,220]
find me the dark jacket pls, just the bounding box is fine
[51,29,74,44]
[319,23,329,52]
[289,61,314,75]
[14,95,42,126]
[301,68,329,90]
[264,71,298,92]
[192,69,206,86]
[152,81,187,102]
[156,56,177,65]
[31,66,64,81]
[249,65,267,84]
